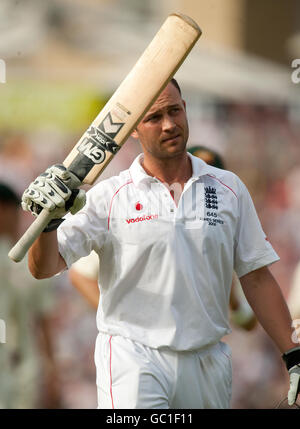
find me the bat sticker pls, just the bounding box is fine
[79,112,123,158]
[70,112,124,179]
[99,112,125,137]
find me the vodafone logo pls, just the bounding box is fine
[126,214,158,224]
[135,202,143,211]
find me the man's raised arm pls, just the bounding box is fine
[29,231,66,279]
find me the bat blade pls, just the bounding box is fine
[8,13,201,262]
[64,13,201,184]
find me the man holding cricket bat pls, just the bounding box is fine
[21,79,300,409]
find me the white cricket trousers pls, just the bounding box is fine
[94,333,232,409]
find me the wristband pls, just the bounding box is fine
[43,218,65,233]
[282,346,300,370]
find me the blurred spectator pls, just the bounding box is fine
[188,145,225,169]
[0,182,61,408]
[0,133,35,197]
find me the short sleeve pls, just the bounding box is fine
[57,184,109,268]
[234,179,279,278]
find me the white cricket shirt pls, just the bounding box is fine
[57,153,279,351]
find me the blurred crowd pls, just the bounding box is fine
[0,98,299,409]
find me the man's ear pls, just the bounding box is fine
[131,128,139,139]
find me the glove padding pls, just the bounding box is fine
[22,164,86,221]
[282,346,300,405]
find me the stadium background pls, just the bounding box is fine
[1,0,300,409]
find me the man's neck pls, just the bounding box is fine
[141,152,192,205]
[142,152,192,184]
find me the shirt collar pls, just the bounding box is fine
[129,152,213,187]
[129,154,153,187]
[187,152,213,179]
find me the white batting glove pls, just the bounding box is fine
[282,346,300,406]
[288,365,300,406]
[22,164,86,223]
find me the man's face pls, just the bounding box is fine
[132,82,189,160]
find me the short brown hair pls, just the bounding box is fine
[170,78,181,96]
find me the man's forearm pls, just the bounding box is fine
[240,266,299,353]
[29,230,66,279]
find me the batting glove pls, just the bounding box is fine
[282,346,300,405]
[22,165,86,230]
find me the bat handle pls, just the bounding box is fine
[8,209,53,263]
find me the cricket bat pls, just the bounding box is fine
[8,13,201,262]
